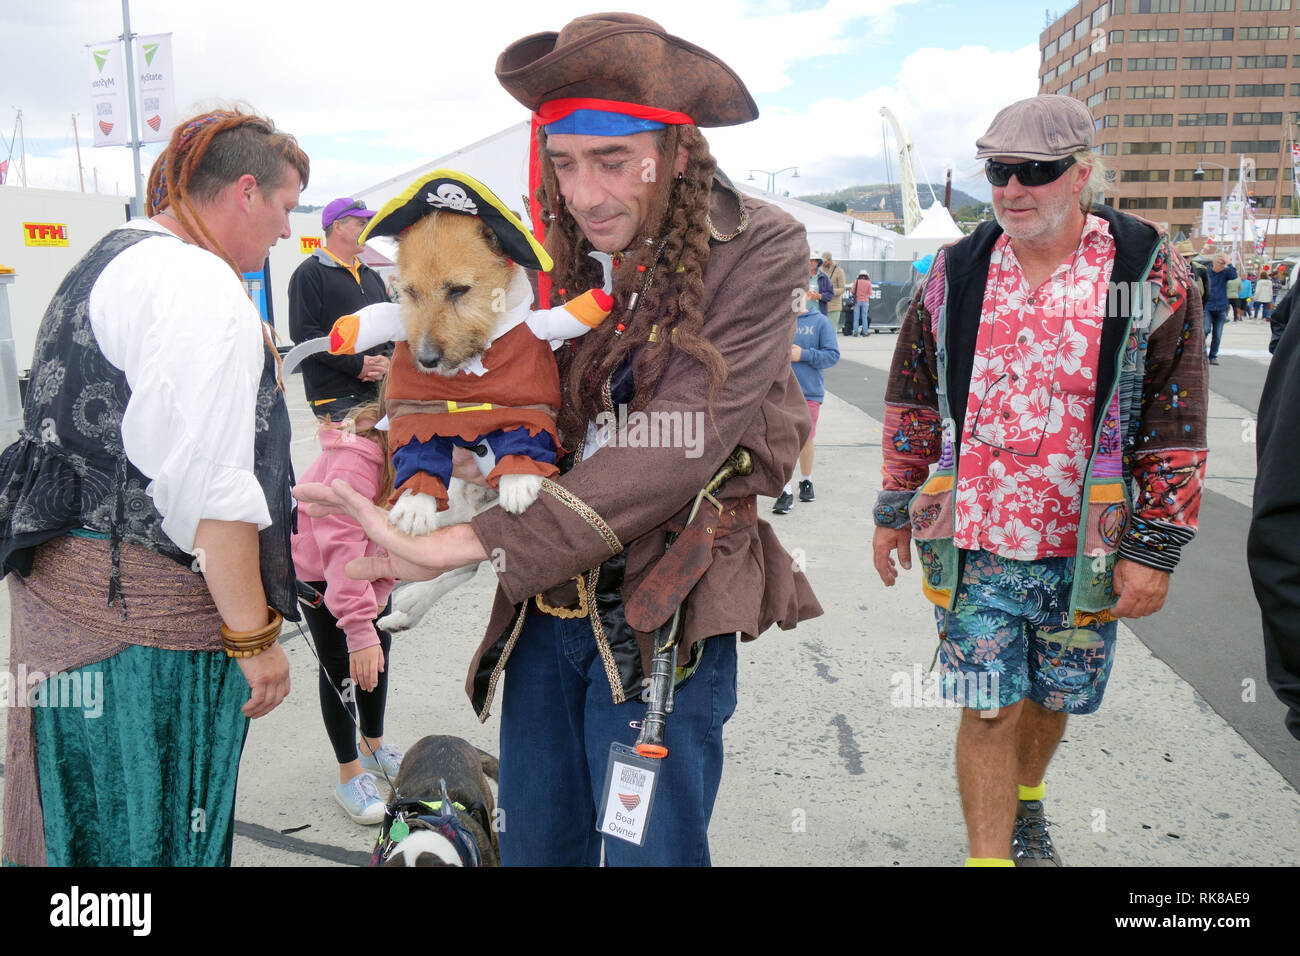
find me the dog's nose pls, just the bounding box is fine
[413,342,442,372]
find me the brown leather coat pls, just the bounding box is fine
[465,178,823,719]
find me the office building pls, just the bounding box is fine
[1039,0,1299,242]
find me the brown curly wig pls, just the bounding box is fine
[536,124,729,446]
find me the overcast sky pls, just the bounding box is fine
[1,0,1047,207]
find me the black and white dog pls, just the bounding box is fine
[374,735,500,867]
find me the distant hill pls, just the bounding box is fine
[798,183,989,220]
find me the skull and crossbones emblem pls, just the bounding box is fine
[426,183,478,214]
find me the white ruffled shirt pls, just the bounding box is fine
[87,220,272,554]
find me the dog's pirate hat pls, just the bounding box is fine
[359,168,554,272]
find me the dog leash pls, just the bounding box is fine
[288,608,402,800]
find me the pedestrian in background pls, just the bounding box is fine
[1204,253,1236,366]
[820,251,847,334]
[850,270,873,336]
[1255,269,1274,322]
[774,286,840,514]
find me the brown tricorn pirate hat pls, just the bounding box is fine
[495,13,758,128]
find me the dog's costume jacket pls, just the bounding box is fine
[328,268,612,510]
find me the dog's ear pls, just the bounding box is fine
[478,221,508,262]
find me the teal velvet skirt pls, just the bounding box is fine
[32,644,249,866]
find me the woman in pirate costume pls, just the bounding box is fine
[296,14,822,866]
[0,110,306,866]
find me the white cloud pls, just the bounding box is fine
[3,2,1039,208]
[708,42,1041,202]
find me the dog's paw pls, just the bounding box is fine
[378,566,479,632]
[376,606,415,633]
[388,491,441,536]
[497,474,543,514]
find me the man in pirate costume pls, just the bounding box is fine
[0,110,305,866]
[296,13,822,865]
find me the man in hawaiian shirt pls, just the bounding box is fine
[871,95,1206,867]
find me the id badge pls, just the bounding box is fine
[597,742,659,846]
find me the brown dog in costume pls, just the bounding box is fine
[323,169,613,536]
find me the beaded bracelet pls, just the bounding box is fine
[221,608,283,659]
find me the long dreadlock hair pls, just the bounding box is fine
[537,124,729,446]
[145,107,309,375]
[146,108,309,273]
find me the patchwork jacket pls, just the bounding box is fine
[873,206,1208,619]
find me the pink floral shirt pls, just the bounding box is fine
[954,214,1117,561]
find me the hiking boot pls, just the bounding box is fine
[1011,799,1062,866]
[772,491,794,515]
[798,479,815,502]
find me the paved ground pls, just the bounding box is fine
[2,319,1297,866]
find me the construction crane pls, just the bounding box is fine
[880,106,924,235]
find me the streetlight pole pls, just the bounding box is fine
[120,0,145,218]
[747,166,800,194]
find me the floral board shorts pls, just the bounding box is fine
[933,550,1119,715]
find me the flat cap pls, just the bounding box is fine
[975,94,1094,162]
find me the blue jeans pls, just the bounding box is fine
[852,301,870,334]
[497,612,738,866]
[1205,308,1227,359]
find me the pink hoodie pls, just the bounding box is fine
[291,426,397,652]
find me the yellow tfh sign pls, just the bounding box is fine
[23,223,69,247]
[301,236,323,253]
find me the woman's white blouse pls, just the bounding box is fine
[87,221,272,554]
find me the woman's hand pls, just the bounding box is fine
[236,643,291,718]
[293,479,490,582]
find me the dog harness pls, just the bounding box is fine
[371,780,488,867]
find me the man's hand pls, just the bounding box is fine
[360,354,389,382]
[293,478,488,582]
[350,644,385,693]
[236,643,290,718]
[451,446,490,486]
[873,525,913,587]
[1109,558,1170,618]
[791,344,802,362]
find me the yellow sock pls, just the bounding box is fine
[965,857,1015,867]
[1018,781,1045,802]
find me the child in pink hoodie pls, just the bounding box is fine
[292,403,401,825]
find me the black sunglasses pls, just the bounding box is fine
[985,156,1076,188]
